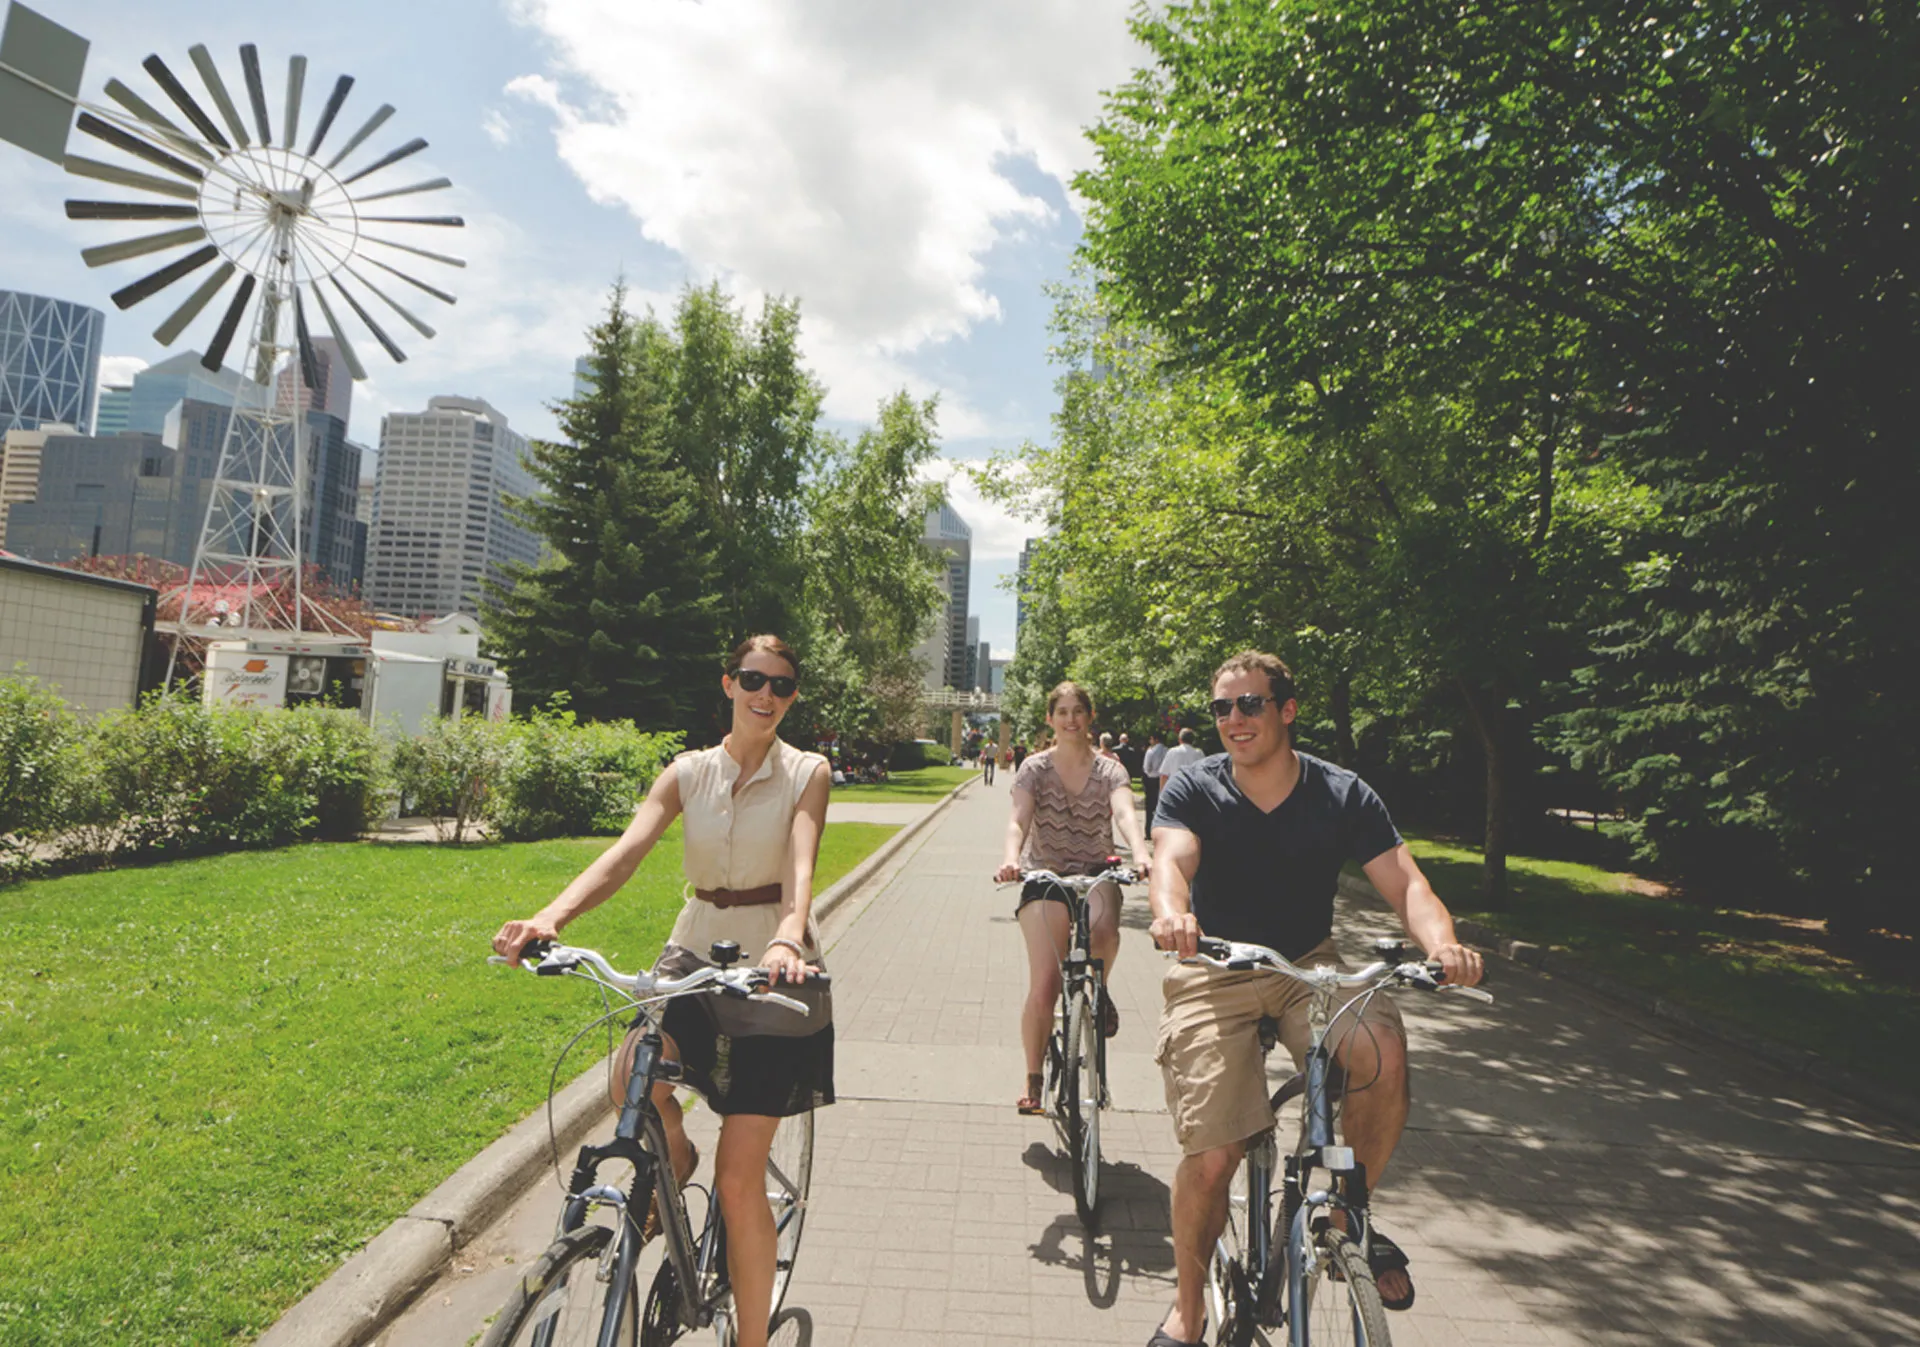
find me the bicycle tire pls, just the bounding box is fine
[481,1223,638,1347]
[1299,1231,1391,1347]
[767,1107,814,1315]
[1066,985,1102,1226]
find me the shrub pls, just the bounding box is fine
[389,713,506,842]
[0,670,76,874]
[490,703,681,841]
[889,738,950,770]
[260,702,387,841]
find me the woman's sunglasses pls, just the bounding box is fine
[1210,693,1284,719]
[730,668,798,698]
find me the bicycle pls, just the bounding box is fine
[480,938,822,1347]
[1187,935,1493,1347]
[1010,863,1138,1228]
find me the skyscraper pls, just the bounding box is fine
[966,615,981,690]
[123,351,257,436]
[93,385,131,435]
[1016,537,1036,635]
[365,396,541,618]
[274,337,353,426]
[926,502,972,689]
[1,290,103,436]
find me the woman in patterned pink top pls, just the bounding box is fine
[995,681,1151,1114]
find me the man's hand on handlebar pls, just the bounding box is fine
[493,916,560,968]
[1150,910,1204,959]
[1426,940,1485,988]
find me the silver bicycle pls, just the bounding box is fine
[482,938,817,1347]
[1187,936,1492,1347]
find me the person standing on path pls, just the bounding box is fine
[1012,740,1029,771]
[1142,731,1167,837]
[995,681,1151,1114]
[982,738,999,786]
[1157,727,1205,797]
[1144,651,1484,1345]
[492,635,833,1347]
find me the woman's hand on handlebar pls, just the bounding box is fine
[493,916,560,967]
[761,940,818,986]
[1150,910,1204,958]
[993,861,1022,884]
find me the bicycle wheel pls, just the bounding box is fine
[1064,984,1102,1226]
[1299,1230,1391,1347]
[767,1107,814,1315]
[481,1223,638,1347]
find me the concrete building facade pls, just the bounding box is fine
[0,290,103,436]
[0,422,75,549]
[365,396,541,619]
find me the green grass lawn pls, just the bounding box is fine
[829,763,974,802]
[1398,835,1920,1098]
[0,822,895,1346]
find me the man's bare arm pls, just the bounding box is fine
[1147,827,1204,955]
[1361,844,1484,987]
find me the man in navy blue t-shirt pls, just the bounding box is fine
[1144,651,1483,1346]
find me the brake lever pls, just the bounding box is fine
[1441,984,1496,1004]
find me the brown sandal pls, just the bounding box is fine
[1017,1073,1046,1115]
[641,1140,698,1243]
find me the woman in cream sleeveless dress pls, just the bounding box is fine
[493,636,831,1347]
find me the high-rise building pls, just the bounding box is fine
[926,502,972,689]
[124,351,257,435]
[274,337,353,426]
[975,638,991,694]
[988,657,1010,695]
[2,401,364,589]
[0,422,76,549]
[964,616,981,690]
[1016,537,1038,635]
[365,396,541,619]
[907,564,952,694]
[93,385,131,435]
[1,290,103,436]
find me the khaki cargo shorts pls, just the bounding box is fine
[1155,938,1407,1156]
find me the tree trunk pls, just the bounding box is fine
[1328,668,1358,767]
[1458,680,1511,910]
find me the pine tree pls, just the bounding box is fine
[488,287,723,730]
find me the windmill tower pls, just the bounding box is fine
[0,2,463,678]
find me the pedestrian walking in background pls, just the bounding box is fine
[1013,741,1029,771]
[1098,732,1121,763]
[982,739,999,785]
[1142,730,1167,836]
[1116,732,1143,781]
[1158,727,1205,797]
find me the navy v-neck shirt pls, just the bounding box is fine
[1152,750,1403,960]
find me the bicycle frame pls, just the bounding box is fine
[1055,886,1105,1112]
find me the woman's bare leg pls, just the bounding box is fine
[714,1113,782,1347]
[1016,900,1070,1087]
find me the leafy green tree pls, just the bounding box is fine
[488,287,724,730]
[669,285,825,641]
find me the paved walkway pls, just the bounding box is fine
[381,781,1920,1346]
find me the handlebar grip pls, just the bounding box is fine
[520,938,553,961]
[1196,937,1232,958]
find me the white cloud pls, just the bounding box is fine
[98,355,149,388]
[920,458,1044,562]
[481,109,516,147]
[503,0,1139,420]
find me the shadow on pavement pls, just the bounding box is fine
[1023,1142,1176,1308]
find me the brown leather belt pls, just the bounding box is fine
[694,883,782,909]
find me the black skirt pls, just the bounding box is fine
[652,942,835,1117]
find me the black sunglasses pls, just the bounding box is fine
[731,668,798,698]
[1210,693,1285,719]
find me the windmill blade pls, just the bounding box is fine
[76,113,204,182]
[324,103,393,170]
[103,78,214,162]
[142,54,230,150]
[340,136,427,186]
[110,244,219,310]
[360,213,464,227]
[67,200,199,221]
[293,289,322,392]
[81,225,208,268]
[357,176,450,204]
[330,277,406,363]
[308,283,369,381]
[305,73,352,158]
[64,155,199,201]
[239,45,271,145]
[154,260,236,344]
[187,45,250,148]
[362,234,466,268]
[202,272,257,371]
[283,56,306,148]
[345,264,435,338]
[365,255,457,305]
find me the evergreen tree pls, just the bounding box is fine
[488,288,723,730]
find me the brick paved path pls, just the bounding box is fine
[384,780,1920,1346]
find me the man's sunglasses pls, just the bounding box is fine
[730,668,798,698]
[1210,693,1288,719]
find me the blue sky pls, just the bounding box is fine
[0,0,1144,653]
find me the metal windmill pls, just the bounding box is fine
[0,3,463,677]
